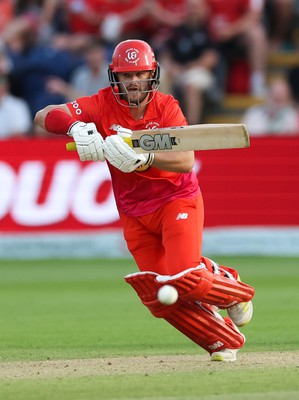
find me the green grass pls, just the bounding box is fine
[0,256,298,399]
[1,369,299,400]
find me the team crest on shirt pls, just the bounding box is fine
[145,122,160,130]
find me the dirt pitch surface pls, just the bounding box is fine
[0,351,298,379]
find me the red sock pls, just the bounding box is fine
[45,108,77,135]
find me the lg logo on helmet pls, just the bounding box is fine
[126,50,137,60]
[125,48,140,64]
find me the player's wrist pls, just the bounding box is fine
[145,153,155,166]
[136,153,154,172]
[67,121,84,136]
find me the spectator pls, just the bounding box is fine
[46,39,109,101]
[264,0,297,51]
[14,0,43,16]
[59,1,143,39]
[63,0,104,35]
[125,0,187,46]
[47,1,188,46]
[2,16,84,118]
[41,1,187,52]
[158,0,218,124]
[205,0,268,97]
[98,0,146,46]
[0,74,32,138]
[241,77,299,136]
[288,61,299,104]
[0,40,11,74]
[0,0,14,34]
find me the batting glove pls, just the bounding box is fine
[68,122,105,162]
[104,134,154,173]
[109,125,154,173]
[112,125,133,139]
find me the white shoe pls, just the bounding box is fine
[210,348,238,362]
[210,321,245,362]
[227,301,253,327]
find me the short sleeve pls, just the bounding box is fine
[66,94,102,123]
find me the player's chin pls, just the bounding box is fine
[127,91,139,100]
[132,93,148,105]
[126,95,142,106]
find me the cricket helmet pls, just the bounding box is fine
[108,39,160,106]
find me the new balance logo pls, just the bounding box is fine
[208,341,224,350]
[176,213,188,220]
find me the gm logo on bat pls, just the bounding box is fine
[132,134,178,151]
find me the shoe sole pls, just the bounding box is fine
[210,353,237,362]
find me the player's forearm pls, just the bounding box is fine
[34,105,73,133]
[151,151,194,173]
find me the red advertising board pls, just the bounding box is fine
[198,136,299,226]
[1,136,298,233]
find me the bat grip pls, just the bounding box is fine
[65,137,133,151]
[122,137,133,147]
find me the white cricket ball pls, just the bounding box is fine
[157,285,178,305]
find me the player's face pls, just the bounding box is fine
[116,71,153,106]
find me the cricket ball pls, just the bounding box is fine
[157,285,178,305]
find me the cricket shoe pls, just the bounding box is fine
[227,301,253,327]
[210,348,239,362]
[210,330,245,362]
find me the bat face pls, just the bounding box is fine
[129,124,250,153]
[131,133,178,151]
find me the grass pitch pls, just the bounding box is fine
[0,256,298,399]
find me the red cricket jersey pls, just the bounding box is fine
[66,87,200,217]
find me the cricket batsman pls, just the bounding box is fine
[34,39,254,362]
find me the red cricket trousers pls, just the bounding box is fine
[119,194,204,275]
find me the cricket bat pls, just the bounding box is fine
[66,123,250,153]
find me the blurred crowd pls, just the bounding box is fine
[1,0,299,138]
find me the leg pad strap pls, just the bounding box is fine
[156,265,254,308]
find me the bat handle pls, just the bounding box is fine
[122,137,133,147]
[66,142,77,151]
[65,137,133,151]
